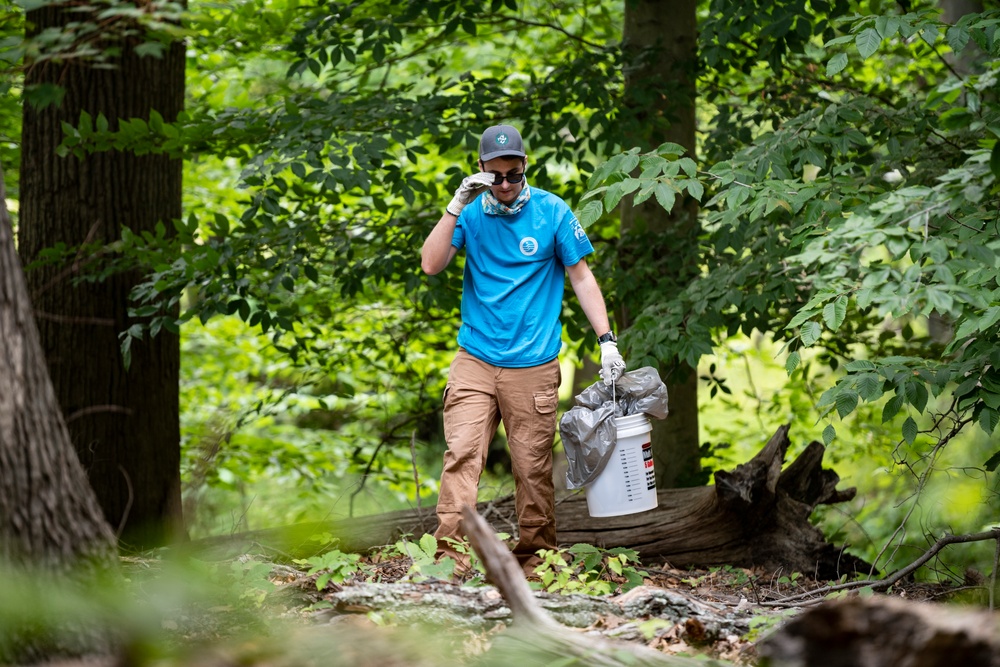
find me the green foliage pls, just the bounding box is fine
[0,0,632,515]
[532,543,647,595]
[743,608,798,642]
[179,316,448,535]
[295,549,362,591]
[12,0,186,110]
[0,1,23,198]
[586,6,1000,466]
[395,533,460,582]
[4,0,999,584]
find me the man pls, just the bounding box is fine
[420,123,626,576]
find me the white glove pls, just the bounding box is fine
[600,341,626,385]
[446,172,495,216]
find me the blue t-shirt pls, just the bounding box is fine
[451,186,594,368]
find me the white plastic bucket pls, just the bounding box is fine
[585,413,658,517]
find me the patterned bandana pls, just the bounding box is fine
[482,184,531,216]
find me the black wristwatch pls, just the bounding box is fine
[597,331,616,344]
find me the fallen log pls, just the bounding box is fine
[185,425,868,579]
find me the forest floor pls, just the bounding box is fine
[112,552,976,667]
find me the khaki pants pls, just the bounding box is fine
[434,349,561,574]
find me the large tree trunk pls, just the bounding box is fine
[0,167,118,570]
[189,425,868,580]
[619,0,702,488]
[1,168,120,662]
[18,3,186,550]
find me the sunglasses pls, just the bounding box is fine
[487,171,525,185]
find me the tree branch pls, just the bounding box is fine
[762,528,1000,607]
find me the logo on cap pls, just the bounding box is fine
[496,133,508,145]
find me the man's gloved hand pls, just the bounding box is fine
[600,341,627,385]
[446,172,495,216]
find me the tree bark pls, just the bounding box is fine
[1,169,121,662]
[188,425,868,580]
[19,3,186,550]
[619,0,702,488]
[0,167,118,571]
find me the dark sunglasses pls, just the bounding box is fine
[488,171,525,185]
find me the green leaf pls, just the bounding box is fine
[823,424,836,445]
[588,159,619,188]
[953,374,980,399]
[578,200,603,228]
[785,351,800,374]
[418,533,438,560]
[857,373,883,402]
[845,360,876,372]
[836,390,859,418]
[823,296,847,331]
[135,41,166,59]
[902,416,918,443]
[787,308,817,329]
[980,408,1000,436]
[654,182,676,212]
[421,558,455,581]
[685,179,704,201]
[991,141,1000,179]
[801,321,822,347]
[905,380,929,413]
[605,180,638,210]
[947,25,970,52]
[655,142,686,157]
[882,393,904,423]
[855,28,881,59]
[984,450,1000,472]
[826,52,849,76]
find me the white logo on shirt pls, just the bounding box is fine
[520,237,538,256]
[570,218,586,241]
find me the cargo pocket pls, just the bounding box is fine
[531,391,559,446]
[533,392,557,415]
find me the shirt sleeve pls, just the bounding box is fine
[451,210,467,249]
[554,202,594,266]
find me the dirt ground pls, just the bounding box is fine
[28,554,979,667]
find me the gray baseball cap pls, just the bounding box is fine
[479,124,526,161]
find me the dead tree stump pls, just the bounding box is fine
[553,424,868,579]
